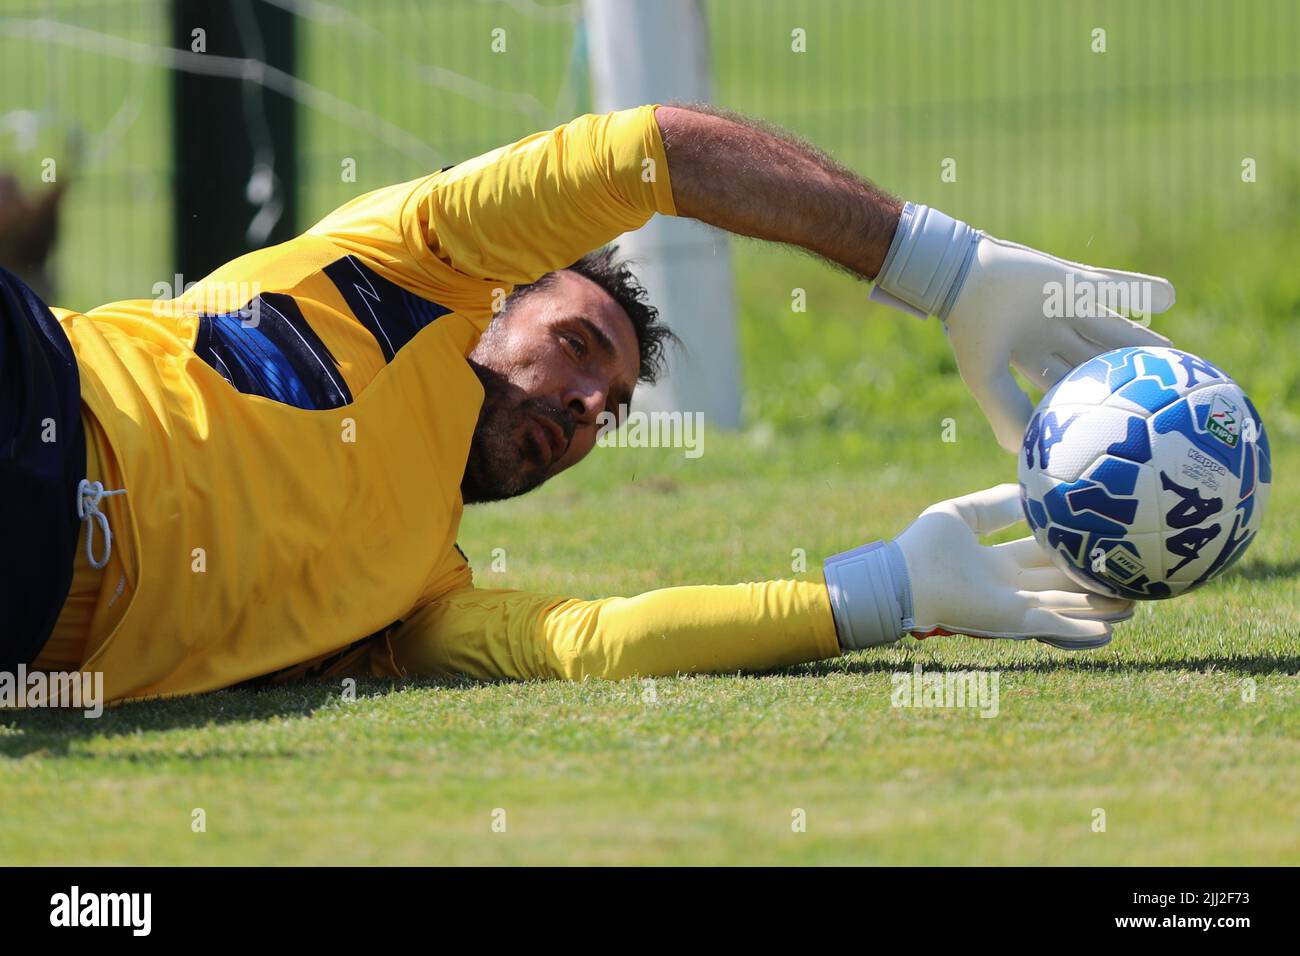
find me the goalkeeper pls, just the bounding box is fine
[4,105,1174,702]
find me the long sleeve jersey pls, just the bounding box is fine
[46,105,840,702]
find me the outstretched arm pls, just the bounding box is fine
[655,105,902,279]
[313,103,1176,449]
[388,579,841,682]
[654,103,1177,452]
[383,485,1133,684]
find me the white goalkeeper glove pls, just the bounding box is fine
[823,483,1133,650]
[870,203,1177,452]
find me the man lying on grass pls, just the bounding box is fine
[3,105,1176,703]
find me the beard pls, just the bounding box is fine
[461,360,576,504]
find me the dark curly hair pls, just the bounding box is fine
[504,246,677,384]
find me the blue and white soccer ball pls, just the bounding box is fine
[1018,347,1271,599]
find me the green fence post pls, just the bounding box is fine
[170,0,297,286]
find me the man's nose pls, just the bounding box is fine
[564,377,607,423]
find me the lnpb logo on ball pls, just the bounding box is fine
[1207,395,1240,448]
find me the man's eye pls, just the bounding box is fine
[563,333,586,357]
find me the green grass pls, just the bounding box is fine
[1,432,1296,866]
[0,0,1297,865]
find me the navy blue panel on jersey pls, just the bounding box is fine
[196,292,352,409]
[0,267,86,666]
[323,256,450,362]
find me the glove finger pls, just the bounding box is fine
[1057,332,1108,369]
[1078,267,1176,314]
[1020,607,1117,641]
[1022,588,1134,617]
[1099,303,1173,342]
[1014,241,1176,314]
[967,367,1035,453]
[994,536,1056,568]
[1017,353,1075,392]
[1060,604,1136,624]
[941,483,1025,534]
[1072,304,1173,349]
[1015,565,1084,590]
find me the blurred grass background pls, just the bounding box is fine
[2,0,1297,447]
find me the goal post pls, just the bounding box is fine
[583,0,742,429]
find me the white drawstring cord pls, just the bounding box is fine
[76,478,127,570]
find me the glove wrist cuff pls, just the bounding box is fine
[823,540,914,651]
[870,202,981,319]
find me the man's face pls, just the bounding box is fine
[462,270,641,504]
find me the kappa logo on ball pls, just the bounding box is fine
[1206,395,1240,447]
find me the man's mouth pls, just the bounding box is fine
[526,410,569,468]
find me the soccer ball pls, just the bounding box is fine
[1018,346,1270,599]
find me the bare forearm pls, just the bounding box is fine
[655,105,902,279]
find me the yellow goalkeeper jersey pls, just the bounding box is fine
[44,105,841,703]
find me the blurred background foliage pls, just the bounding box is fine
[1,0,1296,453]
